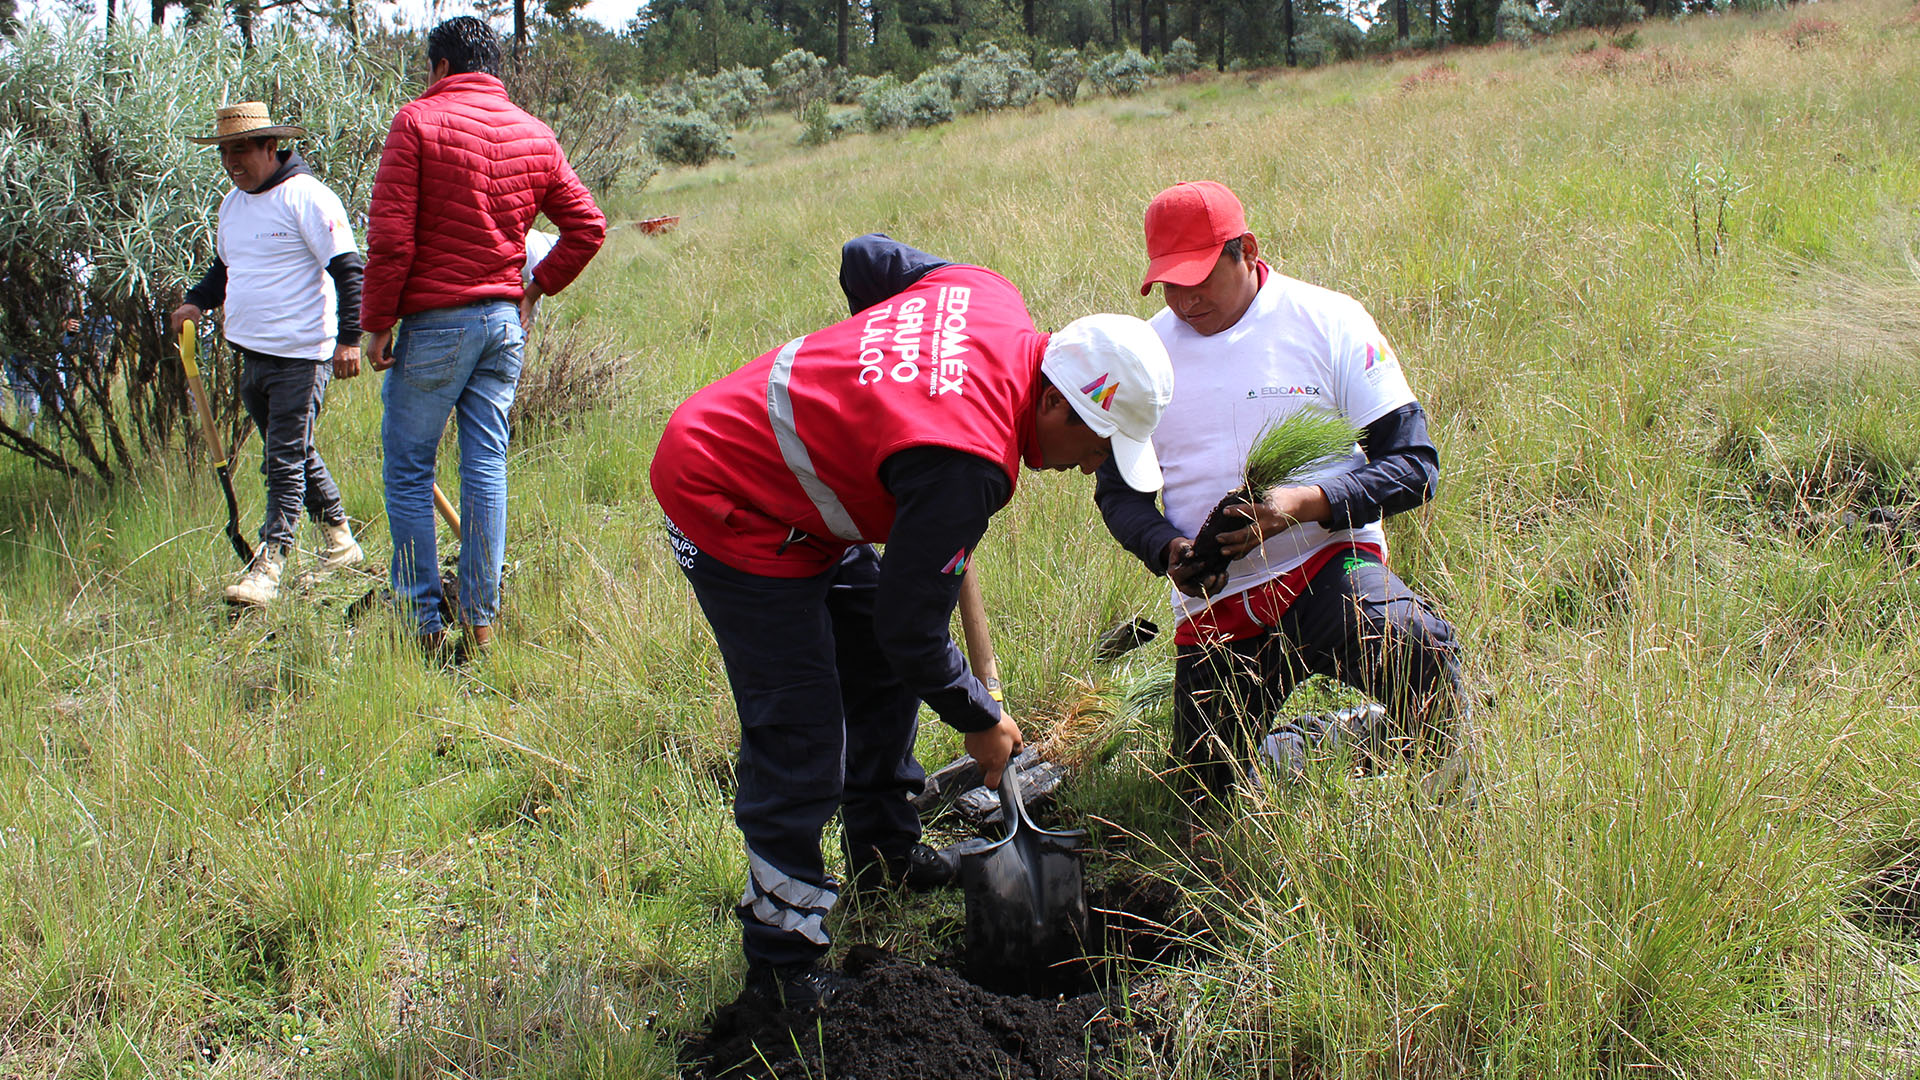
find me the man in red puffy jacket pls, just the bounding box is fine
[355,16,606,658]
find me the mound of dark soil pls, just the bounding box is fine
[680,875,1195,1080]
[681,951,1125,1080]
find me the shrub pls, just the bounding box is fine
[858,74,910,130]
[0,20,409,479]
[904,72,956,127]
[1496,0,1553,44]
[859,72,953,130]
[1554,0,1644,32]
[770,48,831,111]
[1163,36,1200,75]
[1043,48,1086,104]
[645,113,735,166]
[948,44,1042,114]
[681,65,768,128]
[1087,49,1151,96]
[797,99,834,146]
[509,322,630,439]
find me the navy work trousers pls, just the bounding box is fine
[672,529,926,968]
[1174,549,1463,798]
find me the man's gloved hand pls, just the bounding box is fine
[1166,536,1226,598]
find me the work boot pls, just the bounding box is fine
[741,961,852,1012]
[316,518,364,570]
[451,623,493,666]
[224,544,289,606]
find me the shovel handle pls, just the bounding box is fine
[957,562,1003,702]
[178,321,229,468]
[432,483,461,541]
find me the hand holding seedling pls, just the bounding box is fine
[1166,536,1226,598]
[1214,484,1331,559]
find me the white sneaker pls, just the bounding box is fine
[224,544,288,606]
[316,519,364,570]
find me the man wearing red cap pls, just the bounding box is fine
[1097,180,1470,803]
[652,234,1174,1010]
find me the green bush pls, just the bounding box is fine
[1043,47,1086,104]
[797,98,834,146]
[685,65,768,128]
[1087,49,1151,96]
[0,20,408,479]
[858,74,909,130]
[1496,0,1554,44]
[947,44,1042,114]
[645,113,736,166]
[859,72,954,131]
[904,72,956,127]
[770,47,830,112]
[1164,36,1200,75]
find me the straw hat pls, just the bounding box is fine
[187,102,307,146]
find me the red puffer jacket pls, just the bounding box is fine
[361,73,606,333]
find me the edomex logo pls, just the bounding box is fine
[1081,373,1119,411]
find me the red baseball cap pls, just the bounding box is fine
[1140,181,1247,296]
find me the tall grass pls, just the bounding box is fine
[4,0,1920,1074]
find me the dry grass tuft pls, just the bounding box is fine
[1563,44,1718,82]
[1400,60,1459,92]
[1782,16,1844,47]
[509,322,633,438]
[1763,253,1920,387]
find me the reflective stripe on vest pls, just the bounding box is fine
[766,335,864,542]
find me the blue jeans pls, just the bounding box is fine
[381,301,523,635]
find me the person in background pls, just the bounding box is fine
[171,102,364,606]
[355,16,606,658]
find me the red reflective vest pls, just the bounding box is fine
[651,265,1047,577]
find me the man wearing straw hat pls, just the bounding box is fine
[172,102,365,606]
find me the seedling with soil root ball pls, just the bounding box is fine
[1186,408,1363,585]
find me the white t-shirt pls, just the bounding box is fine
[1150,270,1418,623]
[522,229,558,319]
[215,172,357,361]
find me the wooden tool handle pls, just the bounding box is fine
[432,483,462,541]
[958,561,1003,702]
[179,322,229,467]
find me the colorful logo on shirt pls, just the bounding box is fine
[941,548,970,575]
[1080,374,1119,411]
[1364,343,1379,370]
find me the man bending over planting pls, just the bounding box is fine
[1098,181,1471,805]
[650,235,1174,1011]
[172,102,365,606]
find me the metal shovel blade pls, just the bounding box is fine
[960,765,1089,996]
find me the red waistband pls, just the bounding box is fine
[1172,542,1383,647]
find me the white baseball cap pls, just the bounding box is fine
[1040,313,1175,492]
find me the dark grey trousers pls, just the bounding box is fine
[1173,549,1463,799]
[237,347,346,550]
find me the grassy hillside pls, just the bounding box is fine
[4,1,1920,1074]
